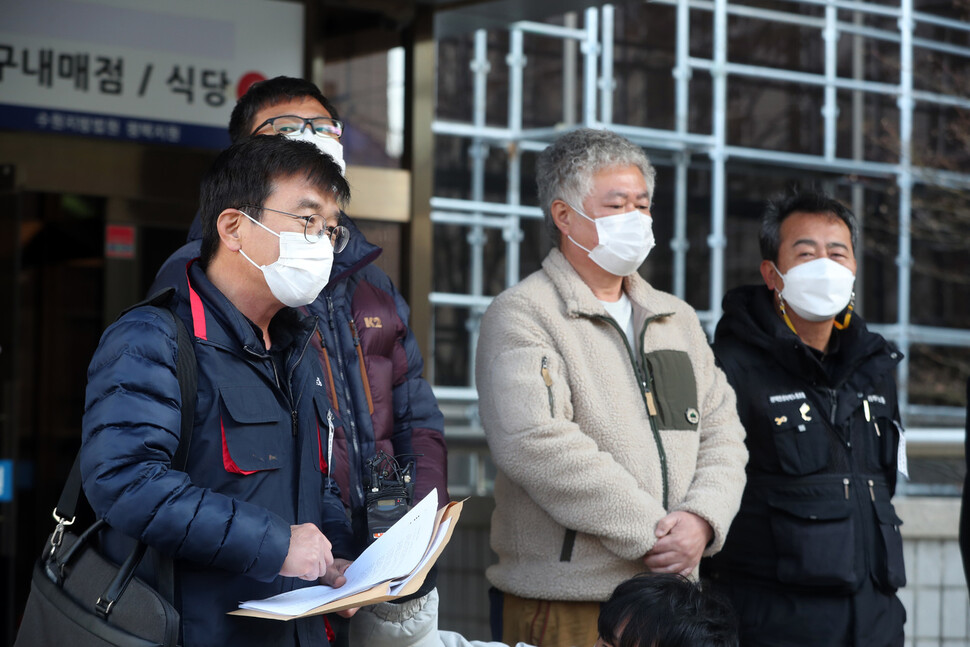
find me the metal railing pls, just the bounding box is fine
[430,1,970,467]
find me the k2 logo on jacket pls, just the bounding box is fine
[364,317,382,329]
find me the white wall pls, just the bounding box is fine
[897,497,968,647]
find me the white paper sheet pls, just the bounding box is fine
[238,488,439,616]
[388,517,452,595]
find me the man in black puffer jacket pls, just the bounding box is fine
[702,189,906,646]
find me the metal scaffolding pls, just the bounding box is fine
[430,0,970,491]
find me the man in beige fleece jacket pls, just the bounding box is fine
[475,128,748,647]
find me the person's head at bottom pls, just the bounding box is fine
[594,574,738,647]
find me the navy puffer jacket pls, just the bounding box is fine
[83,261,353,647]
[151,215,448,547]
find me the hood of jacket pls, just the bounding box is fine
[714,284,901,390]
[329,213,382,284]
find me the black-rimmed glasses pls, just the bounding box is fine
[252,115,343,139]
[240,205,350,252]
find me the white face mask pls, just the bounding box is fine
[283,128,346,174]
[239,212,334,307]
[567,205,656,276]
[773,258,855,322]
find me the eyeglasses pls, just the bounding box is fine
[252,115,343,139]
[240,205,350,252]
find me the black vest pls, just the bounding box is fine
[704,285,905,594]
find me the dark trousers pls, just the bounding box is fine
[489,587,504,642]
[329,614,350,647]
[708,577,905,647]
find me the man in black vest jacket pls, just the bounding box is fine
[703,189,906,646]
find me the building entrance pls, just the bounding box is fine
[0,134,210,642]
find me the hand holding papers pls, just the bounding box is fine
[232,489,462,620]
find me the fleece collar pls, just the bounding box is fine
[541,248,670,323]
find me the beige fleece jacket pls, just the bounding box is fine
[476,249,747,602]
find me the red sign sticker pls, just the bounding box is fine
[105,224,136,259]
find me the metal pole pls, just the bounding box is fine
[708,0,729,334]
[823,0,839,160]
[584,7,599,126]
[851,10,866,315]
[404,7,435,373]
[672,0,693,299]
[505,27,525,287]
[564,12,578,125]
[600,5,615,126]
[467,29,490,388]
[896,0,914,415]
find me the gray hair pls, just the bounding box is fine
[536,128,656,247]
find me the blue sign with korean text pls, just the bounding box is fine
[0,103,230,148]
[0,0,304,149]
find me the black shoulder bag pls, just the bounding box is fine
[14,295,197,647]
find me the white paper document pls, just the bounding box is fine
[388,517,452,595]
[238,488,439,616]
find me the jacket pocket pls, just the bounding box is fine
[768,497,860,590]
[871,499,906,590]
[643,350,699,431]
[878,418,900,470]
[766,402,829,476]
[219,386,286,474]
[861,394,899,471]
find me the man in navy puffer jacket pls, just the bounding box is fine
[150,76,448,570]
[82,136,356,646]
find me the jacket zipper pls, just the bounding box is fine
[591,313,670,510]
[827,388,839,426]
[327,295,365,508]
[349,319,375,415]
[540,356,555,417]
[326,410,335,486]
[827,378,875,582]
[540,355,573,560]
[285,319,315,437]
[637,324,669,510]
